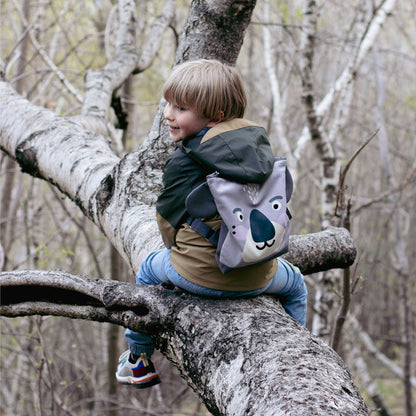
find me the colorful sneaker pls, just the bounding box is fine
[116,350,161,389]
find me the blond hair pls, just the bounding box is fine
[162,59,247,121]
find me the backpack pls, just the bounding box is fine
[185,157,293,274]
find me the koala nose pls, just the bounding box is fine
[250,209,275,242]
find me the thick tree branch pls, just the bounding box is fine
[285,226,355,274]
[0,226,360,414]
[1,269,367,415]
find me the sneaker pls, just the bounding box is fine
[116,350,161,389]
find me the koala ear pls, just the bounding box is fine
[286,167,293,202]
[186,182,218,218]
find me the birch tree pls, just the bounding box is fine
[373,46,413,416]
[298,0,398,338]
[256,0,401,355]
[247,2,414,412]
[0,0,370,414]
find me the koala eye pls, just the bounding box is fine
[233,208,244,222]
[270,196,283,211]
[272,201,281,211]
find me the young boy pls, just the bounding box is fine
[116,59,307,389]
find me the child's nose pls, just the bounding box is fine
[164,103,173,120]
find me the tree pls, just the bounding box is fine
[2,0,414,414]
[0,1,366,413]
[1,262,367,416]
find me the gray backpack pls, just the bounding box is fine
[186,157,293,274]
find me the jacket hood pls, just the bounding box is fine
[180,119,275,183]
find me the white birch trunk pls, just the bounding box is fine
[298,0,397,337]
[373,46,413,416]
[0,1,369,413]
[262,0,296,178]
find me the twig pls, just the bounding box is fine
[331,132,375,351]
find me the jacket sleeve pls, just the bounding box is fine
[156,147,208,235]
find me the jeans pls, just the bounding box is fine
[125,249,307,356]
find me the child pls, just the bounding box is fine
[116,59,307,389]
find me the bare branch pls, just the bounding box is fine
[136,0,176,73]
[10,0,83,102]
[81,0,139,121]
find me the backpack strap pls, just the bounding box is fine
[185,181,220,246]
[186,216,219,246]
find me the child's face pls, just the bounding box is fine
[163,102,216,142]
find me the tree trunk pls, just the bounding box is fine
[0,1,371,413]
[299,0,398,339]
[373,47,413,416]
[1,268,368,416]
[107,245,124,415]
[173,0,256,65]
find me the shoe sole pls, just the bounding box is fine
[134,375,161,389]
[116,373,161,389]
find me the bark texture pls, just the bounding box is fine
[174,0,257,65]
[1,269,368,416]
[0,1,368,413]
[0,64,363,416]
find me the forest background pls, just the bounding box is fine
[0,0,415,415]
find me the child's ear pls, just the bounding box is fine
[207,110,225,127]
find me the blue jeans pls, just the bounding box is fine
[125,249,307,356]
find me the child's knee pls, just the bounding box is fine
[135,249,172,285]
[135,250,159,285]
[135,263,148,285]
[293,270,308,300]
[278,258,307,296]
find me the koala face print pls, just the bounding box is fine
[209,171,290,269]
[194,157,292,271]
[226,190,289,263]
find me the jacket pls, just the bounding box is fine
[156,118,278,291]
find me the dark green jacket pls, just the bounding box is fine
[156,119,278,291]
